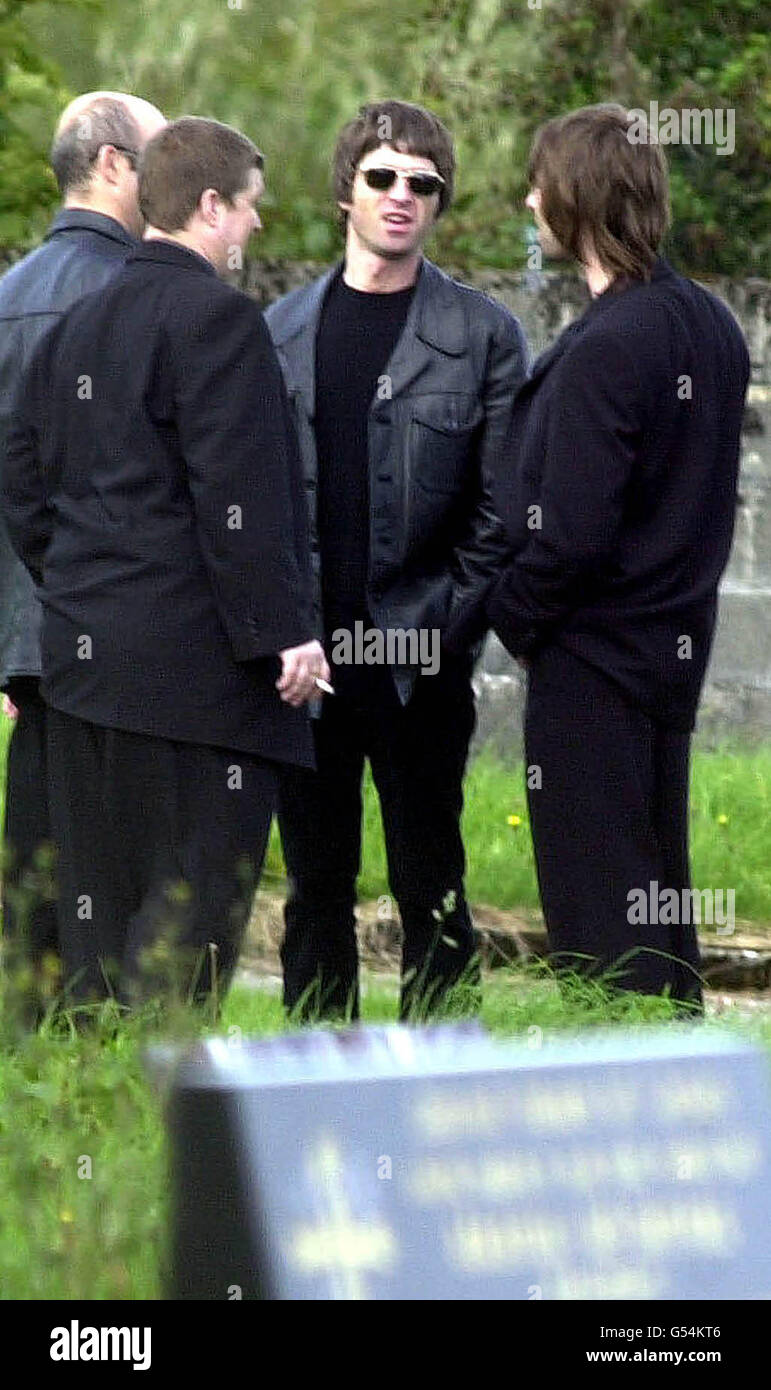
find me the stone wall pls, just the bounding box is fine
[246,260,771,750]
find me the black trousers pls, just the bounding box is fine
[46,707,276,1008]
[277,657,479,1021]
[2,678,60,1017]
[524,645,703,1009]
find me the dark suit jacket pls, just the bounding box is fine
[1,239,315,766]
[0,209,137,688]
[488,258,751,730]
[265,258,529,703]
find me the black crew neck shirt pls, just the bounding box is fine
[314,270,415,637]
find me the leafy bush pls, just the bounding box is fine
[8,0,770,276]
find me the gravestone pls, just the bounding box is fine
[152,1025,771,1300]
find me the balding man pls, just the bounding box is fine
[0,91,165,1025]
[3,117,325,1013]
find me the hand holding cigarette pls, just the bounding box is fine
[276,640,332,706]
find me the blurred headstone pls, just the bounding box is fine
[149,1025,771,1300]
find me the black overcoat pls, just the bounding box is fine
[488,258,751,730]
[2,239,315,766]
[0,209,137,688]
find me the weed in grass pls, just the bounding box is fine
[0,961,764,1301]
[258,743,771,922]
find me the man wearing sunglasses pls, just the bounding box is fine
[266,99,528,1022]
[0,90,166,1027]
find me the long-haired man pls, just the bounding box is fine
[489,104,750,1009]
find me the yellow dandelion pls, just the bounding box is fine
[717,814,729,826]
[507,814,522,828]
[59,1209,74,1223]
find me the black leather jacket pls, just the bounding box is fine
[265,258,529,702]
[0,209,137,687]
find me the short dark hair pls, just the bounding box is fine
[332,99,455,226]
[528,103,670,281]
[138,116,263,233]
[51,97,143,196]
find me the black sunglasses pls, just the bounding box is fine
[360,166,444,198]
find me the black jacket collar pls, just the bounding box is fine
[269,257,467,417]
[127,239,218,276]
[525,256,677,390]
[45,208,138,250]
[581,255,676,321]
[270,258,467,350]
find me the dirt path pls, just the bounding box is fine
[242,889,771,1011]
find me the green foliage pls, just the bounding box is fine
[628,0,771,275]
[402,0,771,275]
[0,1015,167,1298]
[9,0,771,274]
[18,0,423,262]
[0,973,760,1298]
[0,0,97,248]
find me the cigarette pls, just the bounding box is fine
[314,677,335,695]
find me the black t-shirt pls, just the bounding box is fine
[314,270,415,637]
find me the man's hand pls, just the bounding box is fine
[276,640,331,707]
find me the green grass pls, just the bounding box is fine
[688,748,771,925]
[1,714,770,1298]
[3,710,771,922]
[0,712,9,839]
[261,738,771,924]
[3,969,771,1301]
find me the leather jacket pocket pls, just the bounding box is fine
[409,402,483,495]
[404,405,482,556]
